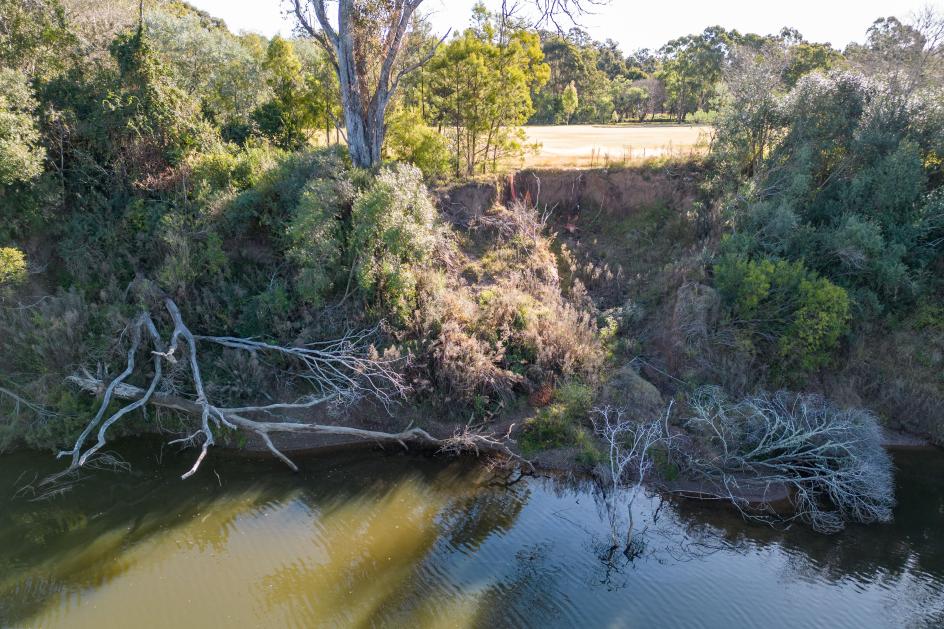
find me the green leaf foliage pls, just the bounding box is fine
[715,255,851,380]
[349,163,441,320]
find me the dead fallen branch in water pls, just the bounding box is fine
[683,387,895,534]
[591,402,674,560]
[48,298,526,484]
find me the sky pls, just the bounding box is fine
[188,0,940,51]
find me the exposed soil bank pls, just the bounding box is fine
[439,167,944,450]
[436,165,702,221]
[241,165,937,490]
[9,165,936,525]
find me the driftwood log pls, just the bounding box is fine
[48,298,524,484]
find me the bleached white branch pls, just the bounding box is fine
[683,387,895,534]
[62,375,526,473]
[46,298,523,483]
[591,402,673,553]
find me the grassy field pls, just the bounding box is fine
[521,124,712,168]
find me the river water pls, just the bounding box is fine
[1,440,942,628]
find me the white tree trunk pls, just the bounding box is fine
[295,0,425,168]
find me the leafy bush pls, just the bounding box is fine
[385,109,451,181]
[349,163,442,320]
[717,69,943,316]
[0,68,45,185]
[107,29,215,166]
[221,146,349,237]
[520,382,599,461]
[156,216,229,293]
[684,109,718,124]
[188,143,283,197]
[715,255,851,379]
[285,168,356,305]
[0,247,27,285]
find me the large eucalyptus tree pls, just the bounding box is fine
[290,0,605,168]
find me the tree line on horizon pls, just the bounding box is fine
[0,0,867,181]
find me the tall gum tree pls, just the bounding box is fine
[291,0,606,168]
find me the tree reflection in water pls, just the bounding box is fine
[0,441,942,628]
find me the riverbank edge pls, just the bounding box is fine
[3,416,934,515]
[231,422,937,511]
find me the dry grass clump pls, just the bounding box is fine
[431,320,522,401]
[409,201,605,408]
[466,202,560,286]
[510,279,604,379]
[474,200,551,243]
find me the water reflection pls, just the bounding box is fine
[0,441,942,628]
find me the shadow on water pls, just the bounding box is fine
[0,440,296,625]
[0,439,943,628]
[670,451,944,580]
[0,439,531,628]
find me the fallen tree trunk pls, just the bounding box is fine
[47,297,524,484]
[65,375,522,471]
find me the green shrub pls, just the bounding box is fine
[0,247,27,285]
[108,29,216,165]
[349,163,442,320]
[285,176,351,305]
[520,404,574,451]
[714,255,774,321]
[779,277,852,373]
[237,281,293,338]
[717,70,943,315]
[188,143,283,197]
[912,303,944,332]
[554,382,594,418]
[221,146,349,239]
[385,109,451,181]
[520,382,597,457]
[0,68,45,186]
[715,255,851,380]
[156,216,229,293]
[684,109,718,125]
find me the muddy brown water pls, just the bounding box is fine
[1,440,942,628]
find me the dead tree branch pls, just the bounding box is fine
[683,387,895,534]
[47,298,523,483]
[0,385,57,422]
[591,402,673,555]
[63,375,526,472]
[532,0,609,32]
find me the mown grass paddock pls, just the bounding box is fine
[522,124,711,168]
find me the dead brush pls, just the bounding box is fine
[431,320,520,402]
[473,200,553,244]
[520,282,605,382]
